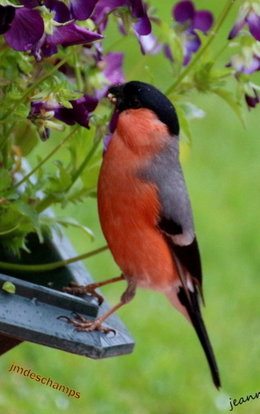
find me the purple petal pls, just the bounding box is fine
[95,52,124,99]
[30,101,43,115]
[131,0,144,17]
[46,23,103,47]
[4,7,44,51]
[183,33,201,65]
[30,100,62,118]
[92,0,125,25]
[193,10,213,33]
[247,12,260,41]
[92,0,151,35]
[183,55,190,65]
[0,5,15,35]
[41,42,58,58]
[39,128,50,141]
[130,0,152,35]
[103,133,112,152]
[70,0,99,20]
[173,1,195,24]
[163,43,174,61]
[78,95,99,113]
[137,32,161,55]
[228,20,246,39]
[54,95,98,128]
[103,109,119,152]
[240,56,260,74]
[103,52,125,84]
[109,108,120,133]
[185,33,201,53]
[134,15,151,35]
[245,90,259,109]
[131,0,151,34]
[118,22,127,35]
[19,1,39,7]
[45,0,71,23]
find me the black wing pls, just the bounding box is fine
[140,138,222,388]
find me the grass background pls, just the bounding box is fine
[0,1,260,413]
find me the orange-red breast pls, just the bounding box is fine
[97,81,221,388]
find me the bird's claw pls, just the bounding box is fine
[57,312,116,335]
[62,282,104,305]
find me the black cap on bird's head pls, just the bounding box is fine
[107,81,179,136]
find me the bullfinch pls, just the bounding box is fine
[63,81,221,389]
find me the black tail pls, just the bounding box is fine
[177,287,221,389]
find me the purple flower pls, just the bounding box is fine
[163,43,174,62]
[137,32,161,55]
[96,52,125,98]
[228,41,260,75]
[229,3,260,41]
[54,95,98,127]
[172,0,214,65]
[0,5,15,35]
[91,0,151,35]
[2,1,103,59]
[245,88,259,109]
[131,0,151,36]
[30,95,99,129]
[38,24,103,60]
[103,52,125,85]
[230,53,260,75]
[4,7,44,52]
[103,109,119,152]
[70,0,98,20]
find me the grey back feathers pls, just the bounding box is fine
[140,137,194,246]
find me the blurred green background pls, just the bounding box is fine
[0,1,260,413]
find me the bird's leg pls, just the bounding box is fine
[62,274,124,305]
[59,278,136,334]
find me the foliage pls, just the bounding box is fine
[0,0,259,256]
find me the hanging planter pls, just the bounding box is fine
[0,224,135,358]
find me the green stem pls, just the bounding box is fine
[211,40,230,63]
[0,245,108,273]
[67,136,102,192]
[165,0,237,96]
[0,123,16,152]
[12,126,79,191]
[35,194,53,213]
[0,56,69,122]
[1,125,8,167]
[35,133,101,213]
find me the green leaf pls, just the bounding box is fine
[40,215,95,240]
[2,281,16,294]
[212,88,246,128]
[0,169,11,192]
[13,122,38,156]
[175,103,192,142]
[81,161,101,191]
[45,161,72,194]
[56,217,95,240]
[0,233,31,256]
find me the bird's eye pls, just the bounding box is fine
[131,97,141,108]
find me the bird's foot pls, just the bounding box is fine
[58,313,116,335]
[62,282,104,305]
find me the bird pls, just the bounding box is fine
[62,80,221,388]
